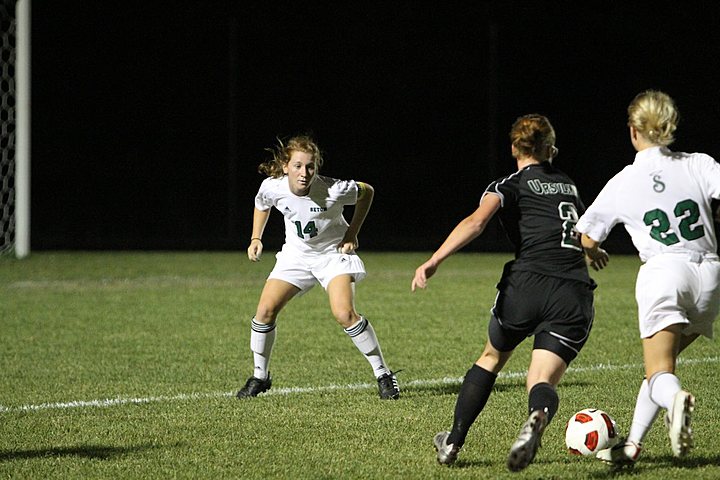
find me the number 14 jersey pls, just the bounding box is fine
[255,175,359,256]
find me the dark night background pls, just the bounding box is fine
[29,1,720,253]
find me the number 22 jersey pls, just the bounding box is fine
[576,146,720,262]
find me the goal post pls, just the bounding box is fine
[15,0,29,258]
[0,0,30,258]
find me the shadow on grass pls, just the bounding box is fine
[553,379,595,389]
[449,458,495,468]
[0,443,164,462]
[584,452,720,478]
[399,377,595,400]
[408,381,526,397]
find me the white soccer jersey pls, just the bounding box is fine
[576,146,720,262]
[255,174,359,255]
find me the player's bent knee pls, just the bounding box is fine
[333,310,357,328]
[255,304,282,323]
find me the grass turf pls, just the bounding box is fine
[1,251,719,479]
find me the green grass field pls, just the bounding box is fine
[2,251,719,479]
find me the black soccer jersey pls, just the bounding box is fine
[485,163,592,284]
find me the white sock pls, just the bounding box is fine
[648,371,681,410]
[344,316,390,378]
[250,318,276,381]
[627,378,660,444]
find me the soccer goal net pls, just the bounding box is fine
[1,0,29,258]
[0,0,16,255]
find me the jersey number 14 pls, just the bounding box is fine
[294,221,319,239]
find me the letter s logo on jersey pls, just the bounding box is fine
[652,174,665,193]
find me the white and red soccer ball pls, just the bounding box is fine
[565,408,619,456]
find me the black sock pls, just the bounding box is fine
[528,382,559,423]
[448,364,497,448]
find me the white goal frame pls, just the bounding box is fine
[14,0,30,258]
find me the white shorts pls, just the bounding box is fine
[635,253,720,339]
[267,247,367,294]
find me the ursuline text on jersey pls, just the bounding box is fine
[527,179,578,197]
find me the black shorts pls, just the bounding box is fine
[488,270,595,365]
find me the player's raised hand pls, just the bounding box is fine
[248,238,263,262]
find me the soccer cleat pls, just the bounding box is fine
[596,438,642,467]
[507,409,547,472]
[666,389,695,457]
[377,372,400,400]
[433,431,459,465]
[236,374,272,398]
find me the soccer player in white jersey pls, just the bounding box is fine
[236,135,399,400]
[577,90,720,466]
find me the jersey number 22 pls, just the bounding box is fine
[643,199,705,246]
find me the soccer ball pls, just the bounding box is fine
[565,408,619,456]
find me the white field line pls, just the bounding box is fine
[1,356,718,414]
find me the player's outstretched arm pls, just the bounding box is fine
[411,258,439,291]
[411,193,501,291]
